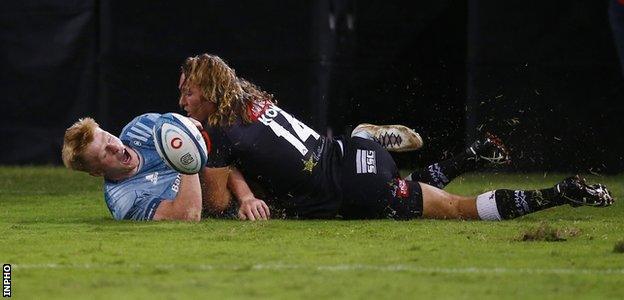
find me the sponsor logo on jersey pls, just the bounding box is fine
[247,98,272,121]
[389,179,410,199]
[145,172,159,185]
[171,174,181,193]
[396,179,409,198]
[258,105,280,126]
[301,155,317,173]
[356,149,376,174]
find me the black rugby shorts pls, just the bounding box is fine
[337,137,423,220]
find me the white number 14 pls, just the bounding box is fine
[259,105,320,156]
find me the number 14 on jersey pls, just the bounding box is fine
[258,105,320,156]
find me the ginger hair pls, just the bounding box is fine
[180,53,274,126]
[62,117,99,172]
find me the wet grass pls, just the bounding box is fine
[1,167,623,299]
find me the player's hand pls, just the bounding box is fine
[238,198,270,221]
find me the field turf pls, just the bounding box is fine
[1,166,623,299]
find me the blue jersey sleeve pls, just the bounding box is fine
[105,189,165,221]
[125,192,166,220]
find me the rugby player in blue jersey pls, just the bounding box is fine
[60,55,615,222]
[61,113,228,221]
[177,53,614,221]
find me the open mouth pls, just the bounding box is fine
[121,148,131,164]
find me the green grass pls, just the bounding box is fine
[1,166,623,299]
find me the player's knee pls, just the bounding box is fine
[441,197,462,217]
[447,195,478,219]
[451,196,470,217]
[423,190,463,218]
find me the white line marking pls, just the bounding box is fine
[12,263,624,275]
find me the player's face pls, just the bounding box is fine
[83,128,138,179]
[178,73,216,122]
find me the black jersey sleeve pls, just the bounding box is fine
[205,126,233,168]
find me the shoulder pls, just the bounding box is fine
[120,113,161,147]
[122,113,161,132]
[247,98,273,121]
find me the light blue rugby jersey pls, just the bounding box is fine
[104,113,181,220]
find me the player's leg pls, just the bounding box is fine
[420,183,479,219]
[337,136,613,221]
[406,133,510,189]
[352,125,510,189]
[421,175,614,220]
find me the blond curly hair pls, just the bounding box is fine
[62,117,99,172]
[180,54,274,126]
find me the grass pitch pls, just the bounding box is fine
[1,166,623,299]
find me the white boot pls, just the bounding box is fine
[351,123,424,152]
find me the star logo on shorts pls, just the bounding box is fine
[302,156,317,173]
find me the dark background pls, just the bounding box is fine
[1,0,623,173]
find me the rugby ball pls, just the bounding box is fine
[153,113,208,174]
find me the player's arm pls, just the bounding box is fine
[199,166,232,214]
[153,174,202,221]
[228,167,270,221]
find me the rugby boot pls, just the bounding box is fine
[555,175,614,207]
[351,123,424,152]
[466,132,511,165]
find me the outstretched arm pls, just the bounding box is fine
[228,168,270,221]
[153,174,202,221]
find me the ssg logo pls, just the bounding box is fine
[356,149,376,174]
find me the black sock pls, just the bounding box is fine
[491,188,562,219]
[406,152,476,188]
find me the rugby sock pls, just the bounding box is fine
[476,188,561,220]
[405,152,475,189]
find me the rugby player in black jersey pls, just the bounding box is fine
[179,54,614,221]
